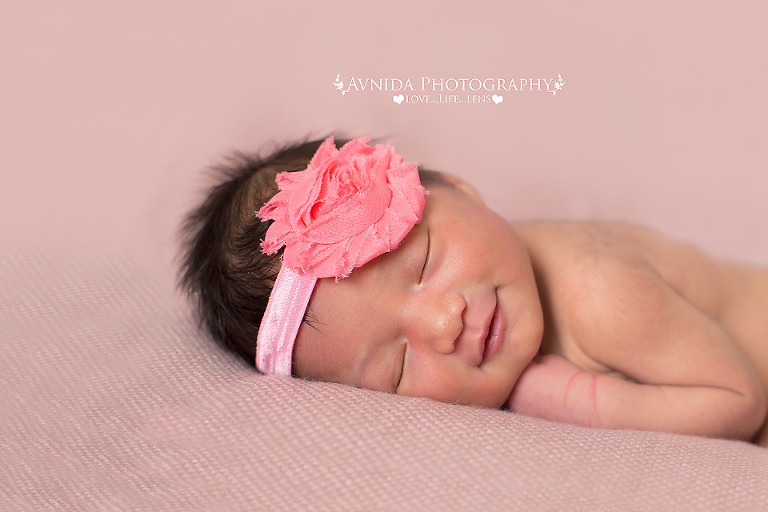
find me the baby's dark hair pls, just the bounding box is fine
[179,137,447,367]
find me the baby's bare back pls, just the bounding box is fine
[513,221,768,443]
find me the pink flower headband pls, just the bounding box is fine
[255,136,427,375]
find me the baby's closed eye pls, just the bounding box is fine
[394,343,408,392]
[419,230,431,284]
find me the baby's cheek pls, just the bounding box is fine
[400,354,512,408]
[398,357,465,402]
[400,359,460,401]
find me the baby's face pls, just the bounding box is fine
[292,182,544,408]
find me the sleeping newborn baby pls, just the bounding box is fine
[179,136,768,446]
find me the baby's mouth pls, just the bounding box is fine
[482,298,504,363]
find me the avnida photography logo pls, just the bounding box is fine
[333,74,566,105]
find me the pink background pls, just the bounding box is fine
[2,1,767,268]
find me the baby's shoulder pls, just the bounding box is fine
[515,221,660,278]
[517,220,736,318]
[515,220,751,360]
[516,221,692,368]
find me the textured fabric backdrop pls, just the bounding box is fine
[2,246,768,511]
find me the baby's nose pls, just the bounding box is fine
[408,291,464,354]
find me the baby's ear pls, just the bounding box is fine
[437,173,485,204]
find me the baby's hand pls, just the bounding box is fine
[507,354,603,428]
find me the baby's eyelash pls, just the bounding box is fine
[395,343,407,392]
[419,230,431,283]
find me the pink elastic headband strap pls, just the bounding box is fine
[256,266,317,376]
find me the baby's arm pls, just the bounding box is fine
[509,354,762,438]
[508,258,766,440]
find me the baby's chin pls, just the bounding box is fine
[477,344,541,408]
[468,390,516,410]
[459,374,520,409]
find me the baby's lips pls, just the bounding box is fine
[481,300,504,364]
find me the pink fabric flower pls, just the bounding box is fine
[257,136,427,279]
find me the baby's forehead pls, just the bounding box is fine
[389,184,462,248]
[419,180,475,218]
